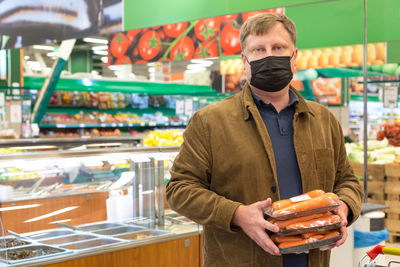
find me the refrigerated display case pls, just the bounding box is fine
[0,146,202,267]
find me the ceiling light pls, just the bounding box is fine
[93,50,108,56]
[83,37,108,44]
[92,45,109,51]
[32,45,54,51]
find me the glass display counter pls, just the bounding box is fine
[0,146,202,266]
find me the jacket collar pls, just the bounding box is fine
[241,82,315,120]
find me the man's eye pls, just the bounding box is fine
[254,48,264,53]
[274,46,282,51]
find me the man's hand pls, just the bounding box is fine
[332,201,349,247]
[231,198,280,255]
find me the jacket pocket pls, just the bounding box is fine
[314,148,335,191]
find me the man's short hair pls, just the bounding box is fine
[240,13,297,51]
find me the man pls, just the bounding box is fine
[166,13,363,267]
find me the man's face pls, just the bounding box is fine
[241,22,297,85]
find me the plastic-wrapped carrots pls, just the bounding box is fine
[273,230,341,249]
[272,212,329,230]
[286,214,341,230]
[272,189,325,211]
[272,192,340,216]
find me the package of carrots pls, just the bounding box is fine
[264,190,341,220]
[271,230,342,254]
[265,190,343,253]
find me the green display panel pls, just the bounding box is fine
[124,0,333,30]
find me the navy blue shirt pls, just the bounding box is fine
[252,90,308,267]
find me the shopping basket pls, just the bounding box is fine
[358,244,400,267]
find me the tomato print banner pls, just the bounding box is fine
[108,8,285,65]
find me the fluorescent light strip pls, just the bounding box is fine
[0,204,40,212]
[32,45,54,51]
[83,37,108,44]
[92,45,109,51]
[25,206,78,223]
[93,50,108,56]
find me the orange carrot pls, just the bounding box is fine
[302,230,332,239]
[308,234,324,241]
[278,238,312,248]
[323,231,340,239]
[272,190,325,211]
[273,212,329,229]
[286,214,341,230]
[273,193,339,216]
[271,234,304,243]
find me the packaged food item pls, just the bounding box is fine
[265,192,341,220]
[286,213,341,230]
[272,230,342,254]
[272,189,325,211]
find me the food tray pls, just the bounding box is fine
[115,229,170,241]
[0,238,30,249]
[79,222,123,231]
[276,222,341,236]
[264,201,342,221]
[61,238,121,250]
[24,230,74,240]
[93,226,146,236]
[40,234,97,245]
[0,245,69,264]
[279,233,342,254]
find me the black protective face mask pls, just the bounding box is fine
[246,54,293,92]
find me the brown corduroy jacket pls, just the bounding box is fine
[166,83,364,267]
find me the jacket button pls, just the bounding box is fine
[270,186,276,193]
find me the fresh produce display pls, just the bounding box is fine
[377,121,400,147]
[346,140,400,164]
[108,8,285,65]
[40,112,185,127]
[143,129,184,147]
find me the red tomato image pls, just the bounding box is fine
[242,8,282,22]
[110,33,130,58]
[194,17,221,42]
[170,36,194,60]
[163,22,188,38]
[220,23,241,56]
[151,26,161,30]
[126,29,141,41]
[218,14,238,22]
[194,42,218,58]
[115,56,132,65]
[138,30,161,60]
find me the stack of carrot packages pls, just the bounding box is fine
[265,190,343,253]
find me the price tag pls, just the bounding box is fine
[128,123,133,127]
[56,124,66,128]
[149,121,157,126]
[290,194,311,203]
[140,122,145,126]
[184,99,193,116]
[100,123,106,127]
[176,99,185,115]
[79,124,85,128]
[111,123,117,127]
[118,123,124,127]
[384,85,399,108]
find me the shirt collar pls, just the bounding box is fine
[251,89,299,110]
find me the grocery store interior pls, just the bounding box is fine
[0,0,399,266]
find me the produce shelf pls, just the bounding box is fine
[39,122,186,129]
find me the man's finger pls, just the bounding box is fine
[263,220,279,232]
[335,226,348,247]
[256,198,272,209]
